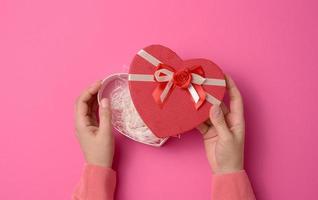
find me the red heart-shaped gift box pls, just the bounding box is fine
[128,45,226,138]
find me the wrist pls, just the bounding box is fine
[86,161,113,168]
[85,162,113,169]
[212,167,244,175]
[86,157,113,168]
[212,164,244,174]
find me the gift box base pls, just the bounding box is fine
[97,73,169,147]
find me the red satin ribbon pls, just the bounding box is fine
[152,63,207,110]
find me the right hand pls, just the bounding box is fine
[197,75,245,174]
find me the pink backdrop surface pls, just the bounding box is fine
[1,0,318,199]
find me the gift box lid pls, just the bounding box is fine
[128,44,226,138]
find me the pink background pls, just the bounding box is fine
[1,0,317,199]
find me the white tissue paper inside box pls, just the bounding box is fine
[98,73,168,147]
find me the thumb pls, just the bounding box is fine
[210,105,231,139]
[98,98,112,133]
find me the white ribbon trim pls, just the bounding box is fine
[137,49,162,66]
[153,68,175,102]
[188,84,200,103]
[130,49,226,106]
[128,74,154,81]
[204,78,226,86]
[206,93,221,105]
[191,73,226,86]
[191,73,206,85]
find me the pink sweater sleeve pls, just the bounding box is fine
[212,170,256,200]
[72,164,116,200]
[73,165,254,200]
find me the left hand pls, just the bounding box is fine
[74,81,115,168]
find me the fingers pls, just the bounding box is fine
[225,75,245,138]
[225,75,244,119]
[210,105,231,139]
[77,81,102,115]
[197,123,209,134]
[197,102,230,137]
[98,98,112,135]
[197,122,218,141]
[220,103,229,115]
[76,81,102,127]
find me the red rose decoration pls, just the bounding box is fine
[173,68,192,89]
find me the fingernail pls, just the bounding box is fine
[212,105,221,117]
[101,98,109,108]
[91,80,101,87]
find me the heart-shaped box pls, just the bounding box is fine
[128,44,226,138]
[97,73,169,147]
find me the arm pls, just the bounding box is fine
[73,81,116,200]
[73,165,116,200]
[212,171,255,200]
[197,75,256,200]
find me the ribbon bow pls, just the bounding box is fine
[153,63,208,109]
[128,49,226,109]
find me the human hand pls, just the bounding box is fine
[197,75,245,174]
[75,81,114,168]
